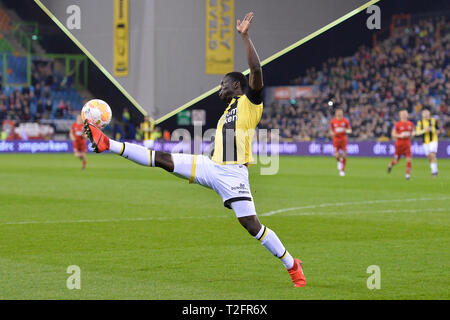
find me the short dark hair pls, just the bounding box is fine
[225,72,248,91]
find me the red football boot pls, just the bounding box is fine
[287,258,306,287]
[84,120,110,153]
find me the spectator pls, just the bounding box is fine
[112,119,125,140]
[44,98,52,115]
[56,99,66,119]
[122,108,130,123]
[0,100,6,121]
[65,101,73,116]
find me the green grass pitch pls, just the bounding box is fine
[0,153,448,299]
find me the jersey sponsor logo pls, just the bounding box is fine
[231,183,247,191]
[224,105,238,124]
[231,183,250,194]
[222,101,238,162]
[399,125,412,131]
[332,119,348,136]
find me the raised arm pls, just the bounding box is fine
[236,12,263,91]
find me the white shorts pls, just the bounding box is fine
[423,141,438,156]
[171,153,256,218]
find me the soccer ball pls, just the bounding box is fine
[81,99,112,129]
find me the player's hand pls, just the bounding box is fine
[425,127,431,133]
[237,12,254,35]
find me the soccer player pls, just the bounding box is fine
[70,114,87,170]
[415,109,439,176]
[140,116,155,149]
[84,12,306,287]
[329,108,351,176]
[387,109,415,180]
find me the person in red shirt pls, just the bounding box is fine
[387,109,415,180]
[329,108,352,176]
[70,114,87,170]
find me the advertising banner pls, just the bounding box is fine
[113,0,129,77]
[1,140,449,158]
[266,86,317,104]
[205,0,234,74]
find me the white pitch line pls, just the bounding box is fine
[0,215,227,226]
[260,197,450,216]
[277,207,448,217]
[1,197,448,226]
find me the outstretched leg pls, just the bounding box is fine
[233,201,306,287]
[85,119,175,171]
[85,120,306,287]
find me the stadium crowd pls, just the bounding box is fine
[0,59,77,124]
[0,57,146,140]
[260,15,450,142]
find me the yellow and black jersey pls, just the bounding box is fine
[140,120,154,141]
[212,87,263,165]
[416,118,439,144]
